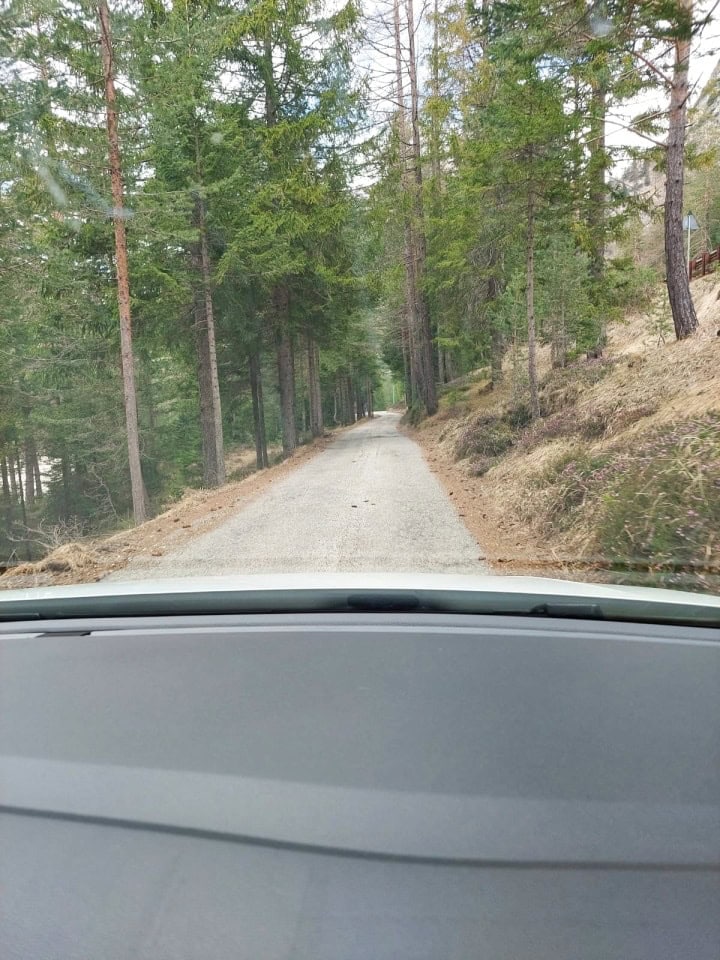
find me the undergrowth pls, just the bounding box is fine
[454,360,658,464]
[538,358,615,415]
[441,337,719,591]
[597,417,720,590]
[455,414,516,459]
[538,451,613,528]
[450,354,717,591]
[403,402,426,427]
[537,416,720,591]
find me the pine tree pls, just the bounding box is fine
[97,0,148,522]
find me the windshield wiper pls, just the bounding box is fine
[528,602,605,620]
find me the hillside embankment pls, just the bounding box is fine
[409,277,720,593]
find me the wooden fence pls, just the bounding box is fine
[689,245,720,281]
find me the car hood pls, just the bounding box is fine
[0,572,718,626]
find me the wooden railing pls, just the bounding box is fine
[689,245,720,281]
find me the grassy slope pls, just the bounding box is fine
[412,276,720,592]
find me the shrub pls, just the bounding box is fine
[605,258,659,311]
[607,403,658,435]
[578,411,610,440]
[502,402,533,430]
[441,386,470,404]
[541,450,612,528]
[435,402,470,422]
[518,410,581,449]
[403,402,425,427]
[455,414,515,460]
[539,360,615,415]
[468,455,497,477]
[517,405,642,451]
[227,464,255,482]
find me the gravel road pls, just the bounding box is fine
[111,412,487,579]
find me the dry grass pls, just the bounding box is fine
[9,542,102,577]
[411,276,720,584]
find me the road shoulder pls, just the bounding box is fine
[0,428,351,589]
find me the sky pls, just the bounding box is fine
[352,0,720,171]
[606,17,720,158]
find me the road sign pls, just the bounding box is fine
[683,212,699,231]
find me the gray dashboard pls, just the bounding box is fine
[1,612,719,958]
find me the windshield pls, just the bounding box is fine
[0,0,718,599]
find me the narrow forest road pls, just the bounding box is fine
[109,412,488,579]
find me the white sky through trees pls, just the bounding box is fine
[349,0,720,177]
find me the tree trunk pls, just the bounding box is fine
[401,323,412,406]
[33,448,42,498]
[274,285,297,453]
[348,381,353,421]
[665,0,699,340]
[488,262,505,386]
[192,187,225,486]
[1,455,10,499]
[553,300,568,369]
[138,358,158,491]
[9,454,18,498]
[97,0,147,524]
[337,379,344,424]
[588,78,606,284]
[341,376,353,425]
[403,251,422,405]
[263,27,296,453]
[437,346,446,386]
[392,63,419,403]
[307,335,324,438]
[355,383,364,419]
[61,450,70,519]
[490,326,505,385]
[430,0,445,389]
[193,282,221,487]
[526,189,540,419]
[588,74,608,347]
[24,440,35,507]
[263,28,277,127]
[1,454,12,544]
[14,445,31,560]
[393,3,423,413]
[404,0,438,416]
[444,348,457,382]
[275,317,297,451]
[255,354,269,467]
[430,0,441,193]
[249,352,269,469]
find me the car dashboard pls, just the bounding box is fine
[1,608,719,959]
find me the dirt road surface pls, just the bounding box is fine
[108,412,487,579]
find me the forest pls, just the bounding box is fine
[0,0,715,568]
